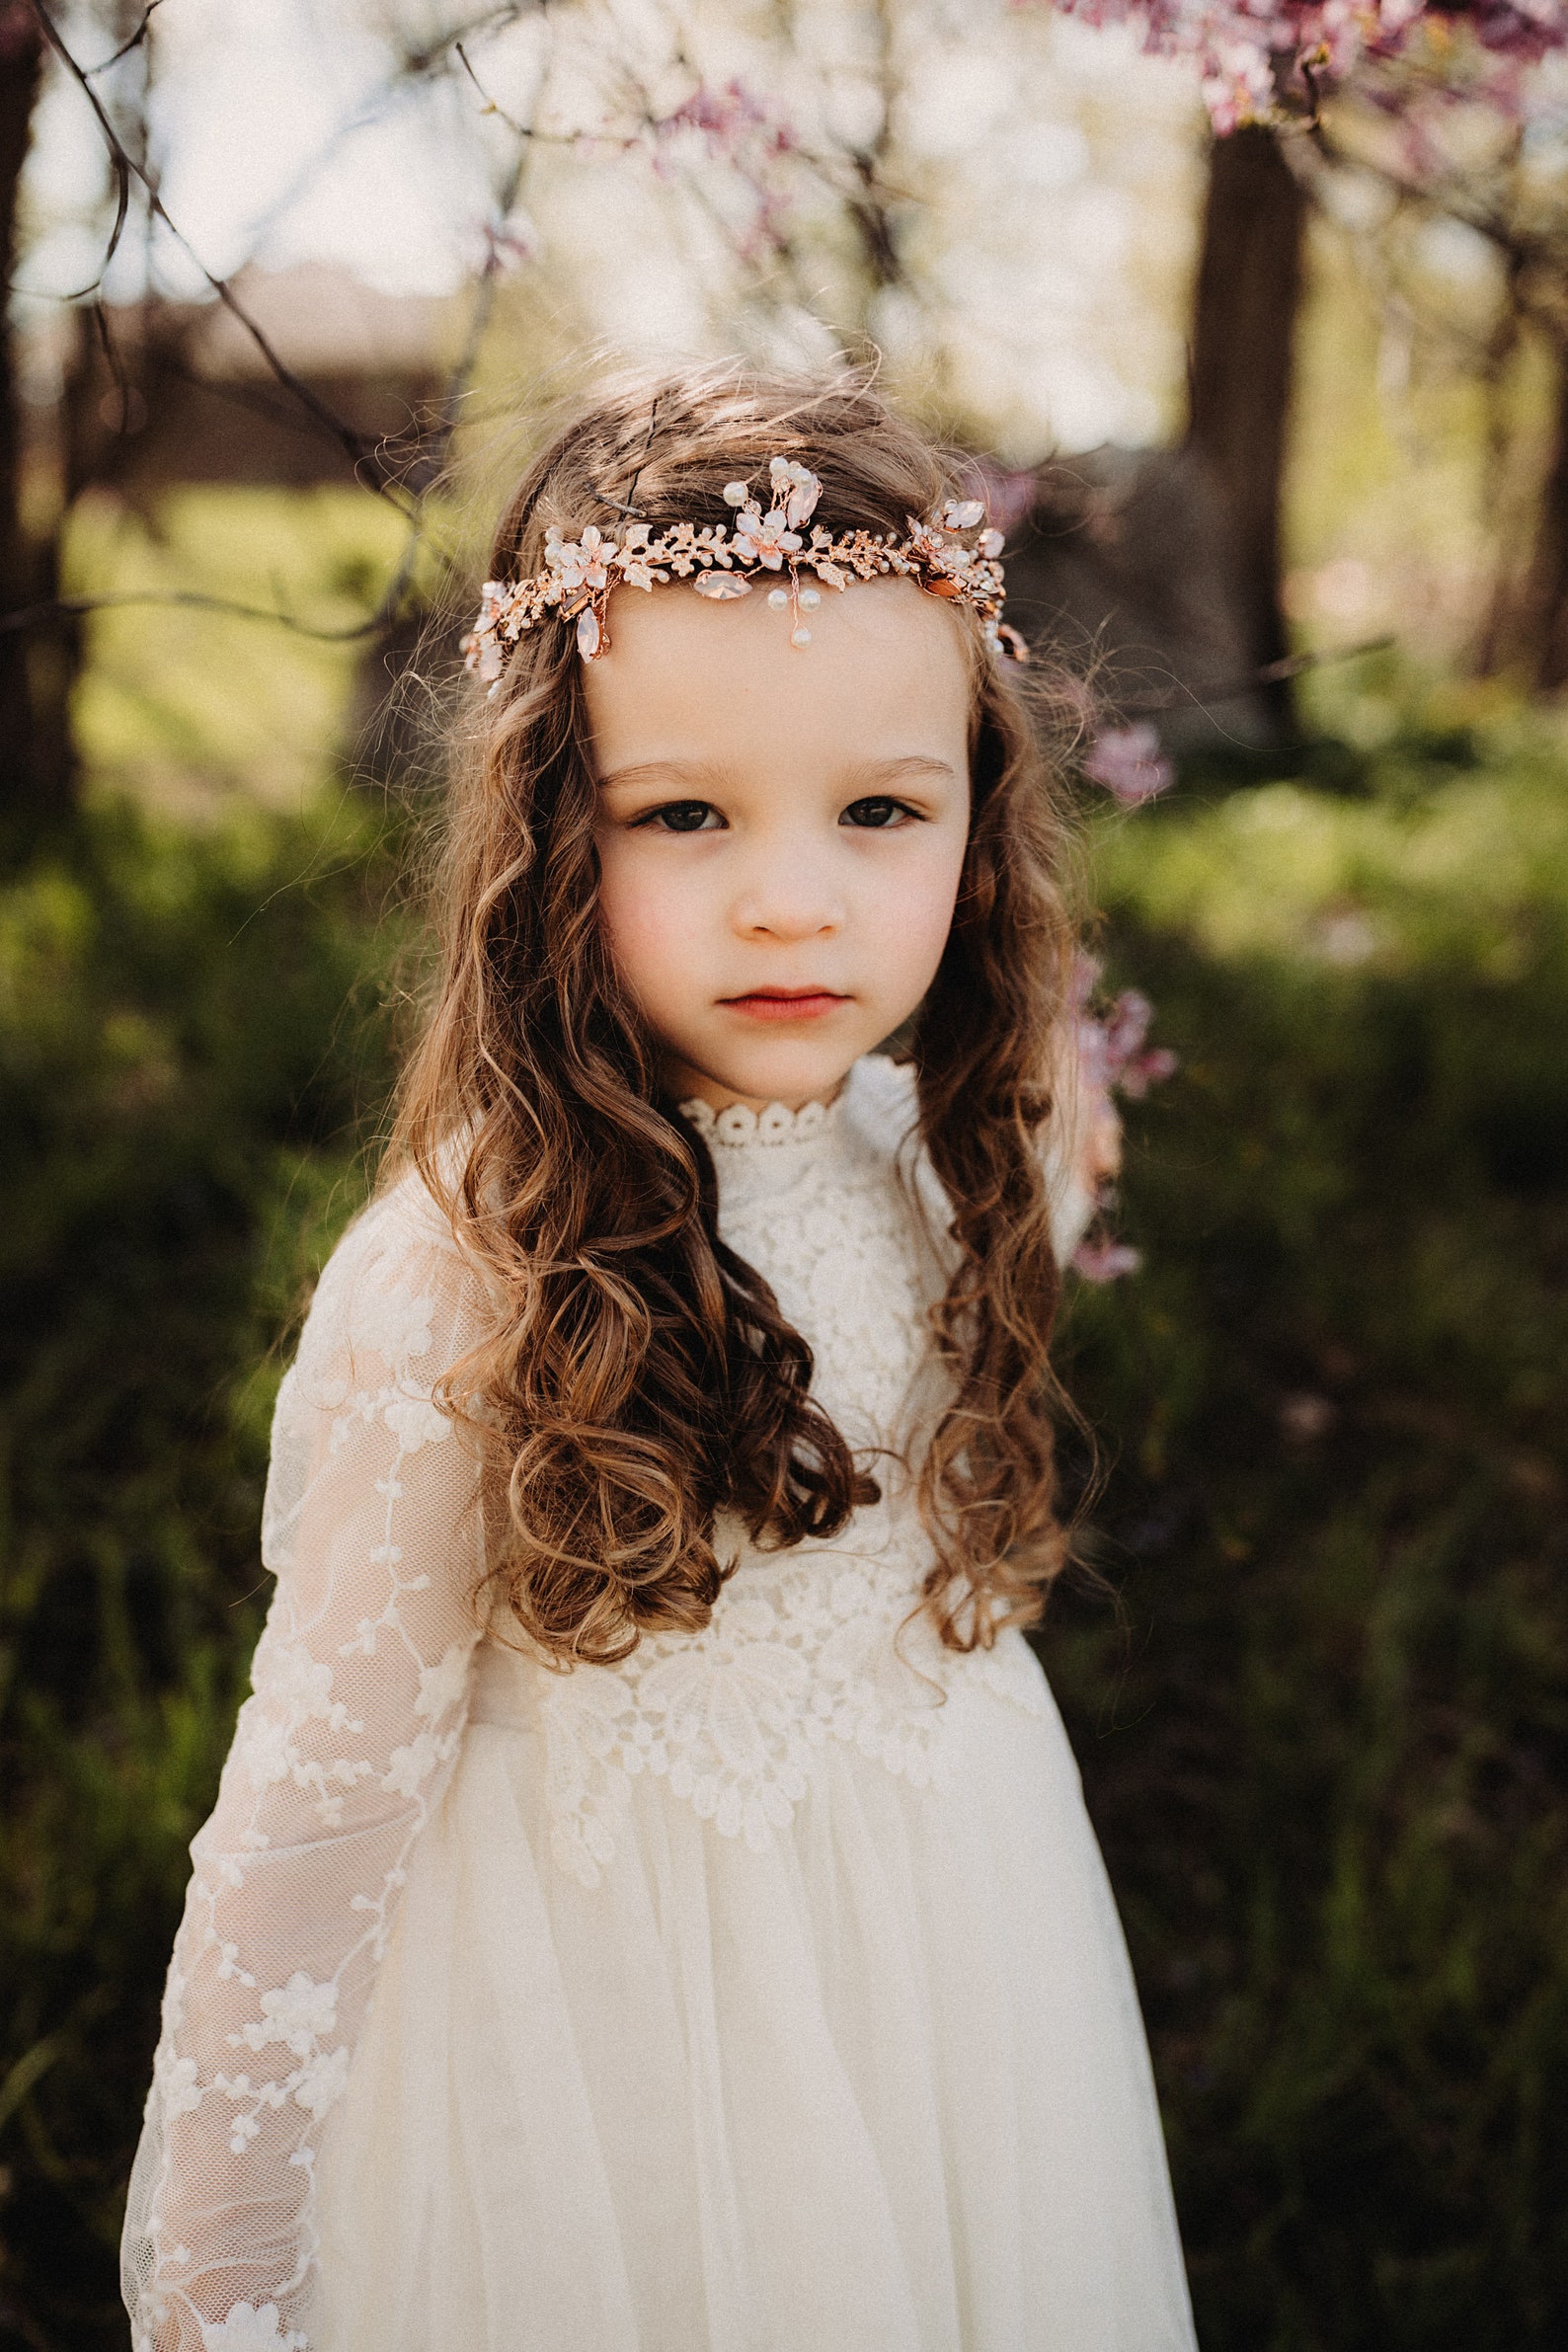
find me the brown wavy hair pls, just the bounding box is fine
[391,366,1079,1667]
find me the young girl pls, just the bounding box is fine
[121,372,1197,2352]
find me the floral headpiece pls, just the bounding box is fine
[462,456,1029,687]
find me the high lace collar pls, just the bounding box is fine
[677,1093,841,1150]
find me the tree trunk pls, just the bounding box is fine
[1505,335,1568,692]
[0,9,72,831]
[1186,123,1306,738]
[0,12,42,812]
[0,11,61,828]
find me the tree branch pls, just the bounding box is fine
[0,588,395,644]
[28,0,413,508]
[1114,637,1395,719]
[83,1,162,81]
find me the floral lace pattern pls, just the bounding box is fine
[510,1058,1046,1890]
[529,1526,1046,1890]
[683,1063,939,1447]
[677,1093,835,1148]
[122,1179,486,2352]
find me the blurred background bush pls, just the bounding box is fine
[1,5,1566,2347]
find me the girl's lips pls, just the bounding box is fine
[720,989,849,1022]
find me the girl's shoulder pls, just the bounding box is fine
[842,1052,920,1149]
[292,1157,483,1390]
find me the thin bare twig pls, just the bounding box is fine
[235,7,547,266]
[84,0,162,80]
[29,0,412,507]
[0,588,392,644]
[1114,636,1395,719]
[453,39,624,150]
[396,4,540,82]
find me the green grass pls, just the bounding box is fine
[63,488,418,816]
[1,687,1565,2347]
[0,791,409,2346]
[1043,700,1568,2347]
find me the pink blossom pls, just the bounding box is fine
[482,216,537,274]
[1038,4,1567,129]
[650,80,800,257]
[969,462,1039,537]
[1063,961,1177,1284]
[1082,722,1175,807]
[1074,971,1181,1102]
[1071,1238,1144,1284]
[732,510,801,568]
[549,525,612,594]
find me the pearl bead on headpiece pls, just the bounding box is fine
[461,455,1029,688]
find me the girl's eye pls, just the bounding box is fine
[636,800,724,833]
[841,795,916,829]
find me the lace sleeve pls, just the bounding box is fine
[121,1178,488,2352]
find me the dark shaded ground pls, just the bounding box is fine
[3,736,1565,2348]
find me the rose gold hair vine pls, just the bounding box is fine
[461,455,1029,688]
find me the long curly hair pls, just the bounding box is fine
[391,367,1079,1668]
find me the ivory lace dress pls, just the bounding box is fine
[122,1055,1197,2352]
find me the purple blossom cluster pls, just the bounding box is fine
[1081,722,1177,807]
[1042,2,1567,130]
[1069,956,1179,1285]
[1073,955,1180,1110]
[649,79,799,262]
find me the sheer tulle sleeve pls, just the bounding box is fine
[121,1177,489,2352]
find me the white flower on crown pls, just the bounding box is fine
[732,508,801,568]
[661,520,702,577]
[548,524,614,593]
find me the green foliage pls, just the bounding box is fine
[1043,719,1568,2349]
[62,489,419,816]
[1,703,1565,2348]
[0,794,410,2348]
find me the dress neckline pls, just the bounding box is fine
[677,1093,841,1150]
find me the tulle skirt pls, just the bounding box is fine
[313,1650,1196,2352]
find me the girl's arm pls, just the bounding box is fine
[121,1181,486,2352]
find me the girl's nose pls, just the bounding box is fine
[732,846,845,941]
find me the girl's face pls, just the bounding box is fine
[587,575,972,1112]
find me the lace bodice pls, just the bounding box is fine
[123,1057,1092,2352]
